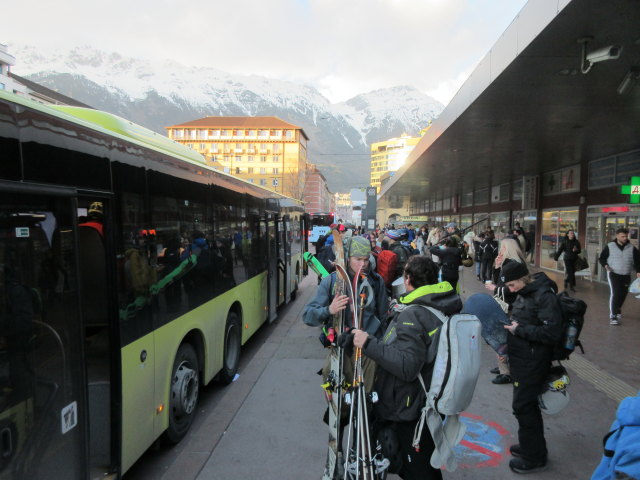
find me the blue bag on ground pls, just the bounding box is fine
[591,391,640,480]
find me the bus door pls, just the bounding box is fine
[265,214,278,323]
[76,195,120,476]
[0,182,87,479]
[278,215,291,304]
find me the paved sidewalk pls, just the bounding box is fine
[191,265,638,480]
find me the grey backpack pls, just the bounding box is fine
[413,308,481,471]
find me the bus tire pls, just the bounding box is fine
[165,343,199,444]
[219,311,241,385]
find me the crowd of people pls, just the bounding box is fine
[304,220,640,478]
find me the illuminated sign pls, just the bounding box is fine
[602,206,630,213]
[621,176,640,204]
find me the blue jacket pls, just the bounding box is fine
[592,392,640,480]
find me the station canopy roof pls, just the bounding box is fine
[378,0,640,209]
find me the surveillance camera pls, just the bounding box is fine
[586,45,622,64]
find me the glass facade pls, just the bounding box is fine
[540,208,579,270]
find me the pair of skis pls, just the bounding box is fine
[322,234,388,479]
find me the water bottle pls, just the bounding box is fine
[564,320,578,351]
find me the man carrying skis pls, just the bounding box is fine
[303,236,387,336]
[302,237,389,415]
[348,255,463,480]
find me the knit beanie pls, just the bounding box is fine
[500,260,529,283]
[346,236,371,258]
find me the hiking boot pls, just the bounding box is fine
[492,374,512,384]
[509,457,547,474]
[509,444,522,458]
[490,367,500,374]
[610,317,620,326]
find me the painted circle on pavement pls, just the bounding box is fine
[453,412,511,468]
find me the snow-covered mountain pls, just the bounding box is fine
[11,45,443,192]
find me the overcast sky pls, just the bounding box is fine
[3,0,528,105]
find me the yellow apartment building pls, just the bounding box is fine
[370,126,430,193]
[166,117,309,199]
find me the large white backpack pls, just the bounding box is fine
[413,308,481,471]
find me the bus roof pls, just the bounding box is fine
[0,90,304,206]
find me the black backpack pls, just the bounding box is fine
[553,291,587,361]
[389,243,413,279]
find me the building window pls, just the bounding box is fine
[187,143,194,149]
[248,179,254,183]
[248,167,254,174]
[223,167,230,173]
[273,144,280,153]
[235,156,241,163]
[211,155,218,162]
[235,143,243,152]
[461,191,473,207]
[589,150,640,188]
[211,130,220,137]
[272,155,280,163]
[272,178,279,186]
[260,156,267,163]
[272,168,279,174]
[285,130,294,139]
[199,143,206,150]
[491,183,510,203]
[260,143,268,153]
[512,179,523,201]
[258,130,268,137]
[248,143,255,153]
[234,129,244,136]
[210,144,218,153]
[260,179,266,186]
[248,156,254,162]
[248,130,257,136]
[260,168,266,174]
[235,167,241,174]
[475,188,489,205]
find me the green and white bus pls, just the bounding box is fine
[0,90,307,479]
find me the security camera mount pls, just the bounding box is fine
[578,37,595,74]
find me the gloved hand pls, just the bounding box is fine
[337,332,354,357]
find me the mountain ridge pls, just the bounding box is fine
[11,44,444,192]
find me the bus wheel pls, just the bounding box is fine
[219,311,241,385]
[166,343,199,444]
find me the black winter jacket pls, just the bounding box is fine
[508,272,563,385]
[363,282,463,422]
[479,238,499,262]
[554,237,581,262]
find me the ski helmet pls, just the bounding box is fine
[538,366,571,415]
